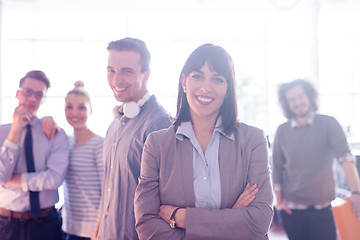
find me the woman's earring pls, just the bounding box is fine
[183,87,186,93]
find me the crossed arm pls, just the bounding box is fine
[134,132,274,240]
[1,108,67,190]
[158,183,259,229]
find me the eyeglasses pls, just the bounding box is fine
[18,88,45,100]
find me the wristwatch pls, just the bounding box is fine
[169,207,182,229]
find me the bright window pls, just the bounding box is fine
[1,0,360,142]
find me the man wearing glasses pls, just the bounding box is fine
[0,70,69,240]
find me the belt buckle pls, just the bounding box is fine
[44,207,53,217]
[18,211,30,221]
[41,207,50,217]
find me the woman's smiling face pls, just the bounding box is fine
[65,94,92,130]
[182,62,228,122]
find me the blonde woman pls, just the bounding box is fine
[62,81,104,240]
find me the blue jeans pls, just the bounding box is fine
[65,234,90,240]
[0,208,62,240]
[280,205,337,240]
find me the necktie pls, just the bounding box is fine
[24,124,40,218]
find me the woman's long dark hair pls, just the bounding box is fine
[173,43,238,135]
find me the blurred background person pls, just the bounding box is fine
[0,70,69,240]
[61,81,104,240]
[272,79,360,240]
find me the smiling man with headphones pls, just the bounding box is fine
[94,38,171,240]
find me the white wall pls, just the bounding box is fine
[1,0,360,143]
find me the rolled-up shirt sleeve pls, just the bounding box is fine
[0,139,20,184]
[338,153,356,164]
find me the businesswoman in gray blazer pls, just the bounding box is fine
[134,43,274,240]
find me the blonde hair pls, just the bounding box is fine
[66,80,91,105]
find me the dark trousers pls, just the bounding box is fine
[0,208,62,240]
[280,206,337,240]
[65,234,90,240]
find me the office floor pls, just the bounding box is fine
[268,223,288,240]
[268,222,342,240]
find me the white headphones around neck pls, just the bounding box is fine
[113,92,151,119]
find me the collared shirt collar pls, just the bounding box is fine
[175,117,234,141]
[28,117,41,128]
[290,112,315,128]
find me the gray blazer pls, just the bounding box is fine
[134,123,274,240]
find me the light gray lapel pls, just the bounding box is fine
[219,135,234,209]
[179,138,196,207]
